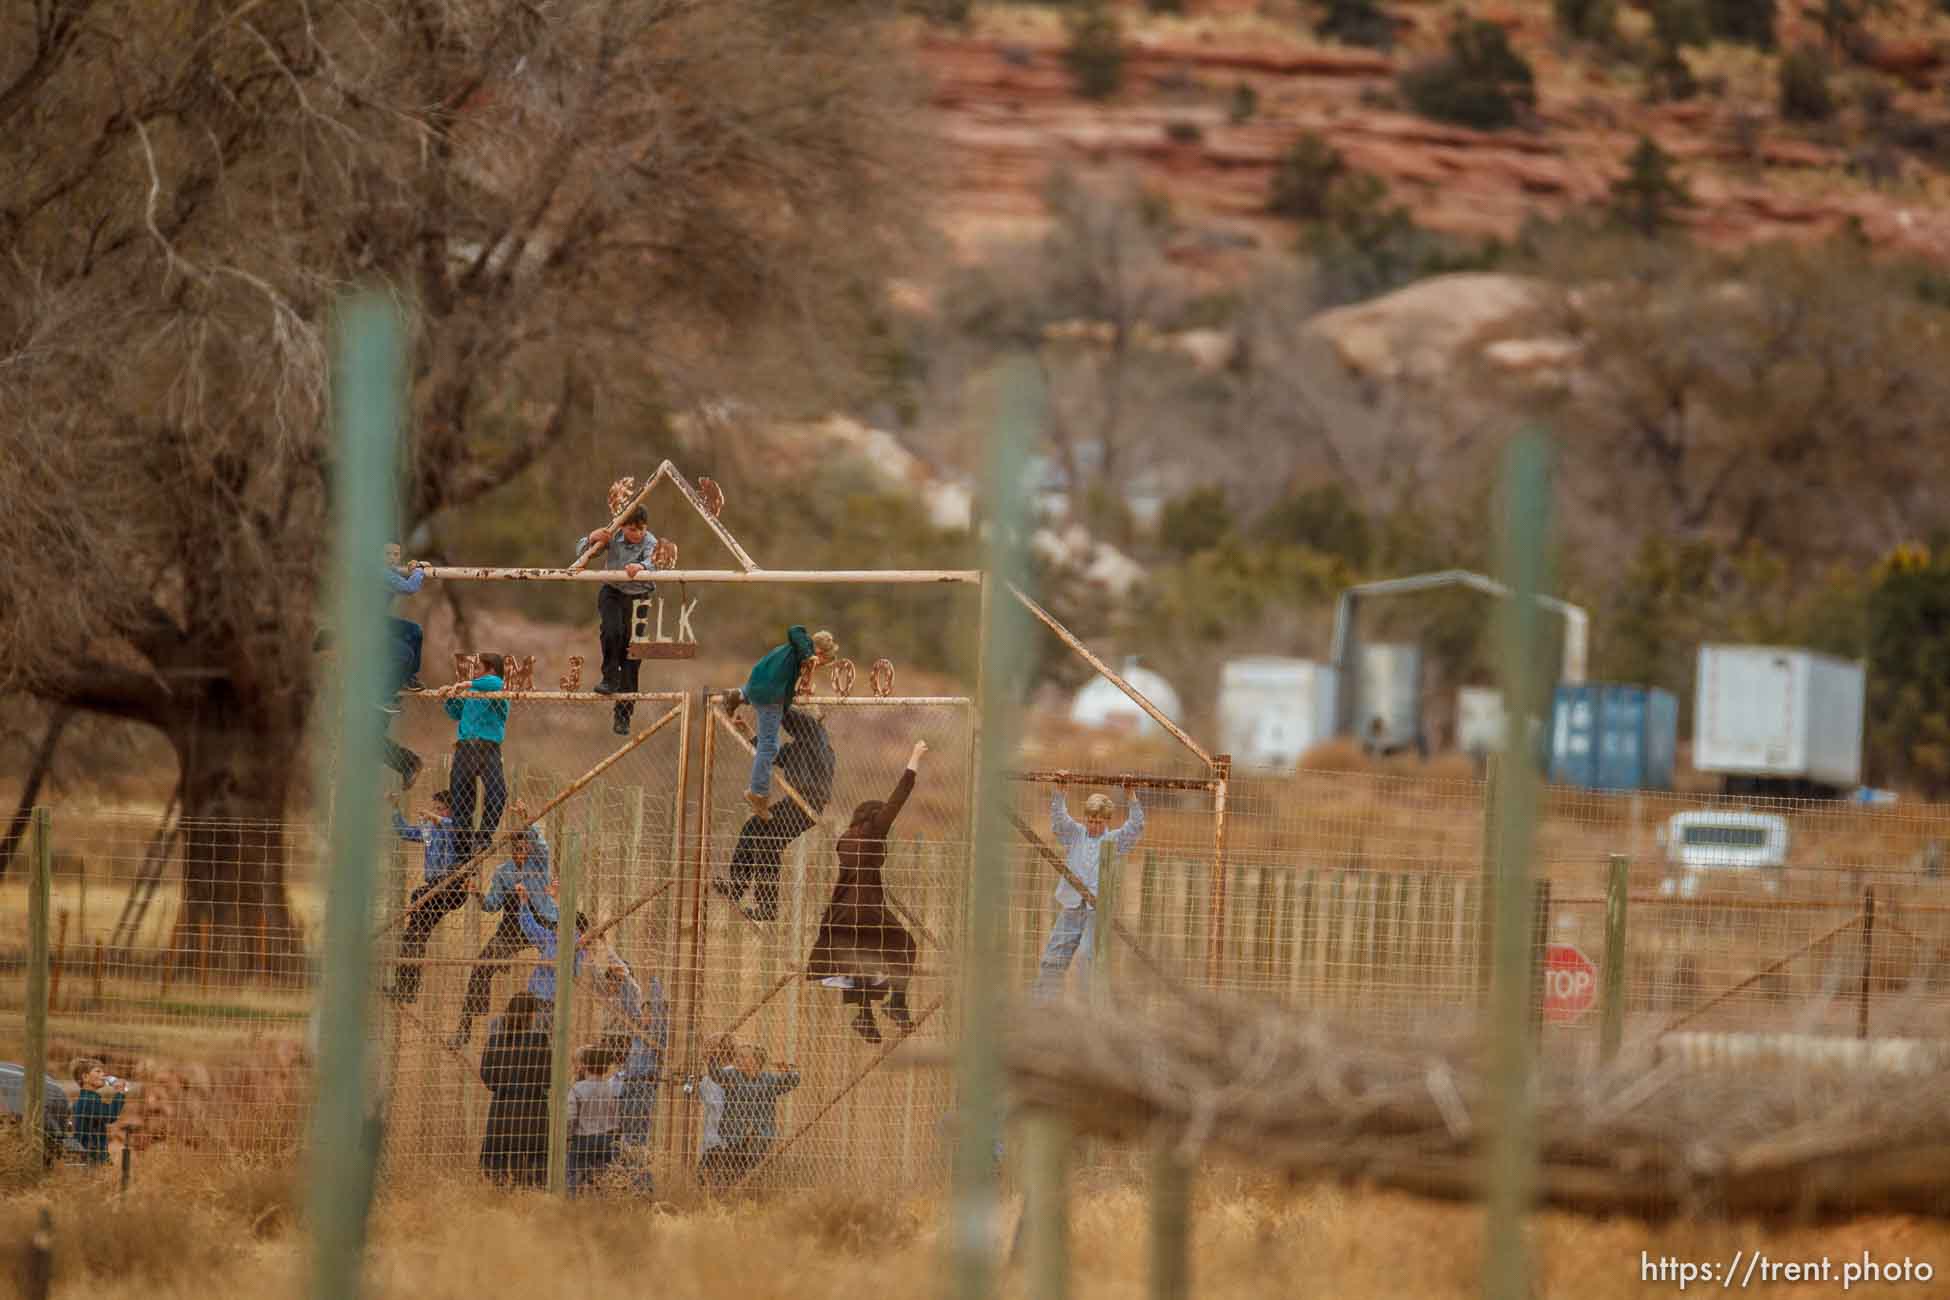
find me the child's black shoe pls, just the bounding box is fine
[851,1007,882,1044]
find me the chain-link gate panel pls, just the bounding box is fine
[377,691,692,1182]
[680,693,972,1196]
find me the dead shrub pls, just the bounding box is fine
[0,1188,236,1284]
[782,1190,920,1255]
[210,1160,301,1238]
[0,1130,45,1194]
[1295,738,1375,774]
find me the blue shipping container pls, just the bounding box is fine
[1549,684,1678,792]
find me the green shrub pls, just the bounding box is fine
[1158,485,1236,558]
[1605,135,1695,236]
[1554,0,1615,42]
[1255,482,1374,568]
[1317,0,1396,51]
[1399,19,1536,130]
[1063,4,1126,101]
[1651,0,1710,49]
[1266,133,1348,222]
[1305,172,1505,303]
[1228,81,1259,123]
[1778,45,1835,122]
[1704,0,1775,47]
[903,0,972,23]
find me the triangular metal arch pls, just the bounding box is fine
[569,459,760,574]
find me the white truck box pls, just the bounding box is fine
[1693,645,1865,788]
[1218,657,1339,773]
[1355,642,1422,752]
[1457,686,1506,757]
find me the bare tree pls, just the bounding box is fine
[1511,238,1950,568]
[924,171,1197,533]
[0,0,923,969]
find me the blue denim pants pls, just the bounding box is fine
[1035,905,1095,998]
[748,703,784,796]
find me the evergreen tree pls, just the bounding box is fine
[1704,0,1776,48]
[1553,0,1615,43]
[1867,543,1950,793]
[1606,136,1696,236]
[1266,134,1348,222]
[1399,19,1537,130]
[1778,45,1836,122]
[1063,3,1126,101]
[1317,0,1396,50]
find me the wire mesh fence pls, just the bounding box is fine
[10,707,1950,1191]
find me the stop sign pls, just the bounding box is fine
[1541,943,1598,1023]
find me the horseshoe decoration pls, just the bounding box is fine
[607,476,638,517]
[869,659,895,698]
[794,658,817,701]
[697,476,725,518]
[830,658,857,699]
[651,537,679,570]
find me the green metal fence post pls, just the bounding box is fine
[1150,1142,1192,1300]
[549,832,581,1195]
[1483,432,1554,1300]
[1090,838,1116,1011]
[307,291,403,1300]
[1602,855,1630,1064]
[25,806,51,1167]
[1021,1108,1072,1300]
[951,357,1039,1300]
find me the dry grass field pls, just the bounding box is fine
[5,1147,1949,1299]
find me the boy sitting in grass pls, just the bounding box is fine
[69,1058,128,1165]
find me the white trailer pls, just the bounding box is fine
[1693,645,1866,794]
[1218,657,1339,773]
[1456,686,1507,758]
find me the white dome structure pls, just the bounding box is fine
[1069,657,1183,738]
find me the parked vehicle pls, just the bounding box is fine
[0,1061,80,1163]
[1693,646,1865,798]
[1657,810,1792,897]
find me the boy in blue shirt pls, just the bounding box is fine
[440,652,511,858]
[383,541,430,709]
[383,789,465,1005]
[574,506,658,736]
[706,1043,800,1189]
[513,880,587,1029]
[69,1058,128,1165]
[449,822,550,1049]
